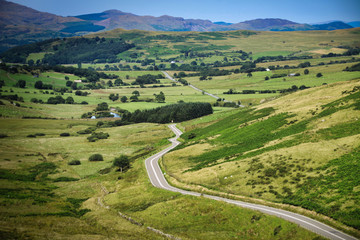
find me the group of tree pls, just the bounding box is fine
[132,74,163,85]
[34,81,53,90]
[321,47,360,58]
[0,37,135,65]
[344,63,360,72]
[46,96,75,104]
[121,102,213,124]
[0,63,120,85]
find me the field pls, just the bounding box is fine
[0,118,321,239]
[1,28,360,239]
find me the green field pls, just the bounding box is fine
[0,118,321,239]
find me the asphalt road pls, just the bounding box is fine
[145,124,357,240]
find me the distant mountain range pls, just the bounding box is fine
[0,0,357,52]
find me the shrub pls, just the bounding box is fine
[35,133,45,136]
[87,132,109,142]
[26,134,37,138]
[60,132,70,137]
[89,154,103,161]
[0,133,8,138]
[77,127,96,134]
[316,73,323,78]
[68,160,81,165]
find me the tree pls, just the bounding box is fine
[109,93,119,101]
[130,95,138,102]
[34,80,43,89]
[247,72,253,77]
[16,80,26,88]
[154,91,165,103]
[114,78,123,86]
[65,76,70,81]
[120,96,128,103]
[66,80,72,87]
[71,82,77,90]
[27,59,34,66]
[304,69,309,75]
[132,90,140,96]
[89,154,103,162]
[113,155,130,172]
[265,76,269,80]
[96,102,109,111]
[65,96,74,104]
[316,73,323,78]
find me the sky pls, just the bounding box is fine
[7,0,360,23]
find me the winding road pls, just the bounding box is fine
[145,124,357,240]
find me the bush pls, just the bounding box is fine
[68,160,81,165]
[60,132,70,137]
[26,134,37,138]
[0,133,8,138]
[89,154,103,161]
[77,127,96,134]
[316,73,323,78]
[35,133,45,136]
[87,132,109,142]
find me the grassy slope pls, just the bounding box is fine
[163,79,360,234]
[0,119,321,239]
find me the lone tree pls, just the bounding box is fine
[154,91,165,103]
[304,69,309,75]
[16,79,26,88]
[113,155,130,173]
[120,96,128,103]
[132,90,140,96]
[316,73,323,78]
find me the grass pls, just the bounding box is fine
[162,79,360,234]
[0,118,321,239]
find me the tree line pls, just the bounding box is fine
[121,102,213,124]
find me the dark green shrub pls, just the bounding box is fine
[89,154,103,161]
[68,160,81,165]
[0,133,8,138]
[60,132,70,137]
[77,127,96,134]
[27,134,37,138]
[35,133,45,136]
[87,132,109,142]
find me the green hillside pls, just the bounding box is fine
[163,79,360,235]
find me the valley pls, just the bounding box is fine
[0,23,359,239]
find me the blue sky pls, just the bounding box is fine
[8,0,360,23]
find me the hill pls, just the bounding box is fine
[2,27,359,65]
[0,0,105,52]
[0,0,356,52]
[163,79,360,235]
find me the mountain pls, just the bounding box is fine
[230,18,313,31]
[76,10,227,32]
[0,0,356,52]
[312,21,353,30]
[0,0,104,52]
[347,21,360,28]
